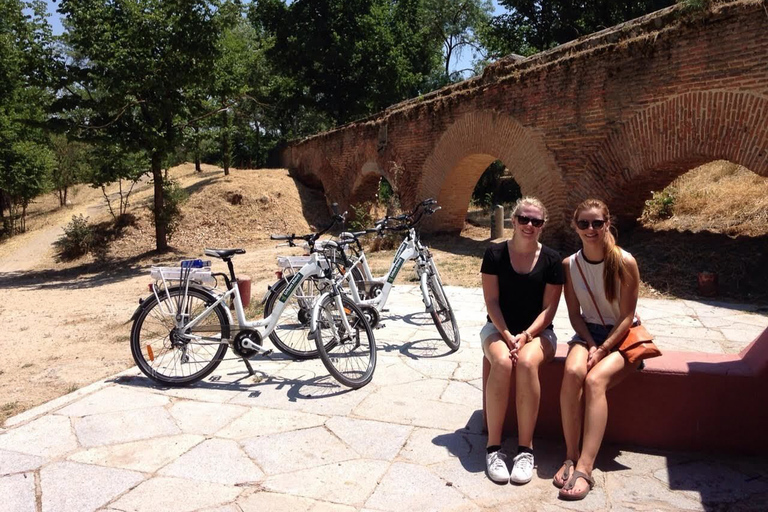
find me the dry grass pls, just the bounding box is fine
[641,161,768,237]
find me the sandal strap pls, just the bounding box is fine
[562,470,594,491]
[562,460,574,481]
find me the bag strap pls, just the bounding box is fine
[573,254,607,328]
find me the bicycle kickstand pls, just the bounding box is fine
[241,358,255,376]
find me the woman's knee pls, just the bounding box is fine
[563,361,586,384]
[584,371,608,396]
[487,352,514,374]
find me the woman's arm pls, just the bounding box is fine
[521,282,563,343]
[563,258,596,349]
[590,254,640,367]
[482,273,518,354]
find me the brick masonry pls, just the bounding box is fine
[280,0,768,246]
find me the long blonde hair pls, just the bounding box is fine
[572,199,627,303]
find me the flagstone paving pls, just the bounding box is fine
[1,285,767,511]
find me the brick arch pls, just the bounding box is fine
[579,90,768,223]
[346,161,394,213]
[419,110,565,238]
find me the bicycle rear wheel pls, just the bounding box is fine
[315,294,376,389]
[427,275,460,351]
[264,276,322,359]
[130,287,229,386]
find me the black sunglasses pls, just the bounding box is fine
[576,219,606,230]
[516,215,545,228]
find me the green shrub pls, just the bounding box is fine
[348,202,373,232]
[642,189,677,222]
[55,214,94,260]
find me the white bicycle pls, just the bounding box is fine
[336,199,461,351]
[129,215,377,389]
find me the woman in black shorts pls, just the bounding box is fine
[481,197,564,484]
[554,198,642,500]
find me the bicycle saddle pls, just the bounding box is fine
[204,248,246,259]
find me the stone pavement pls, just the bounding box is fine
[1,286,767,512]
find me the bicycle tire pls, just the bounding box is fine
[427,275,461,351]
[315,294,377,389]
[130,287,229,386]
[264,276,322,359]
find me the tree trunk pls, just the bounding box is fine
[221,102,230,176]
[194,126,202,172]
[152,152,168,251]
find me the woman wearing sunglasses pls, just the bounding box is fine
[481,197,564,484]
[554,198,642,500]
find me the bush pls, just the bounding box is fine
[348,202,373,232]
[55,215,94,260]
[642,189,677,223]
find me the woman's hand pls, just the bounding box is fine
[587,346,606,370]
[502,331,525,365]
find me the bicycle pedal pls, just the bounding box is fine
[261,349,273,357]
[382,308,390,312]
[375,323,386,329]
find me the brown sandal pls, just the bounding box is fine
[552,460,574,488]
[558,470,594,501]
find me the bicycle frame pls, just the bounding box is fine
[159,252,333,345]
[340,227,439,314]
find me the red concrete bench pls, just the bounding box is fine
[481,328,768,454]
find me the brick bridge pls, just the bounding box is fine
[280,0,768,244]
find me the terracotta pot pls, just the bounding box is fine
[697,272,718,297]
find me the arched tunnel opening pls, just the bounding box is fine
[465,159,522,235]
[617,160,768,303]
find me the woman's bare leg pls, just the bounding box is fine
[515,337,554,448]
[555,344,588,485]
[484,334,514,447]
[560,351,639,497]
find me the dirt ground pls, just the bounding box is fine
[2,162,766,425]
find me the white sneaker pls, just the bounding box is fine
[509,451,534,484]
[485,450,510,483]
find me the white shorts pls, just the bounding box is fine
[479,322,558,354]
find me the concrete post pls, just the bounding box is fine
[491,205,504,239]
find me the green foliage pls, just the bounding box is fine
[0,0,56,235]
[423,0,494,79]
[349,202,374,232]
[486,0,675,58]
[642,188,677,222]
[254,0,444,125]
[59,0,223,250]
[471,160,521,210]
[54,214,94,260]
[378,177,394,204]
[50,134,90,207]
[153,179,189,241]
[677,0,711,13]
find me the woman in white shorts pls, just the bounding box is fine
[481,197,564,485]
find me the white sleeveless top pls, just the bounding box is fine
[568,249,635,326]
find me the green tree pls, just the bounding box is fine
[254,0,442,126]
[487,0,674,57]
[50,134,90,207]
[0,0,57,234]
[58,0,222,250]
[87,144,148,220]
[423,0,493,81]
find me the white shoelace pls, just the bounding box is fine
[515,452,534,472]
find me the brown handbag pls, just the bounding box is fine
[573,255,662,364]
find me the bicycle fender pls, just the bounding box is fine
[309,291,332,335]
[420,273,433,311]
[130,294,155,321]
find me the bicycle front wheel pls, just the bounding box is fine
[264,276,322,359]
[315,294,376,389]
[427,275,460,351]
[130,287,230,386]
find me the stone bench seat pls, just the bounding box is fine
[481,329,768,454]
